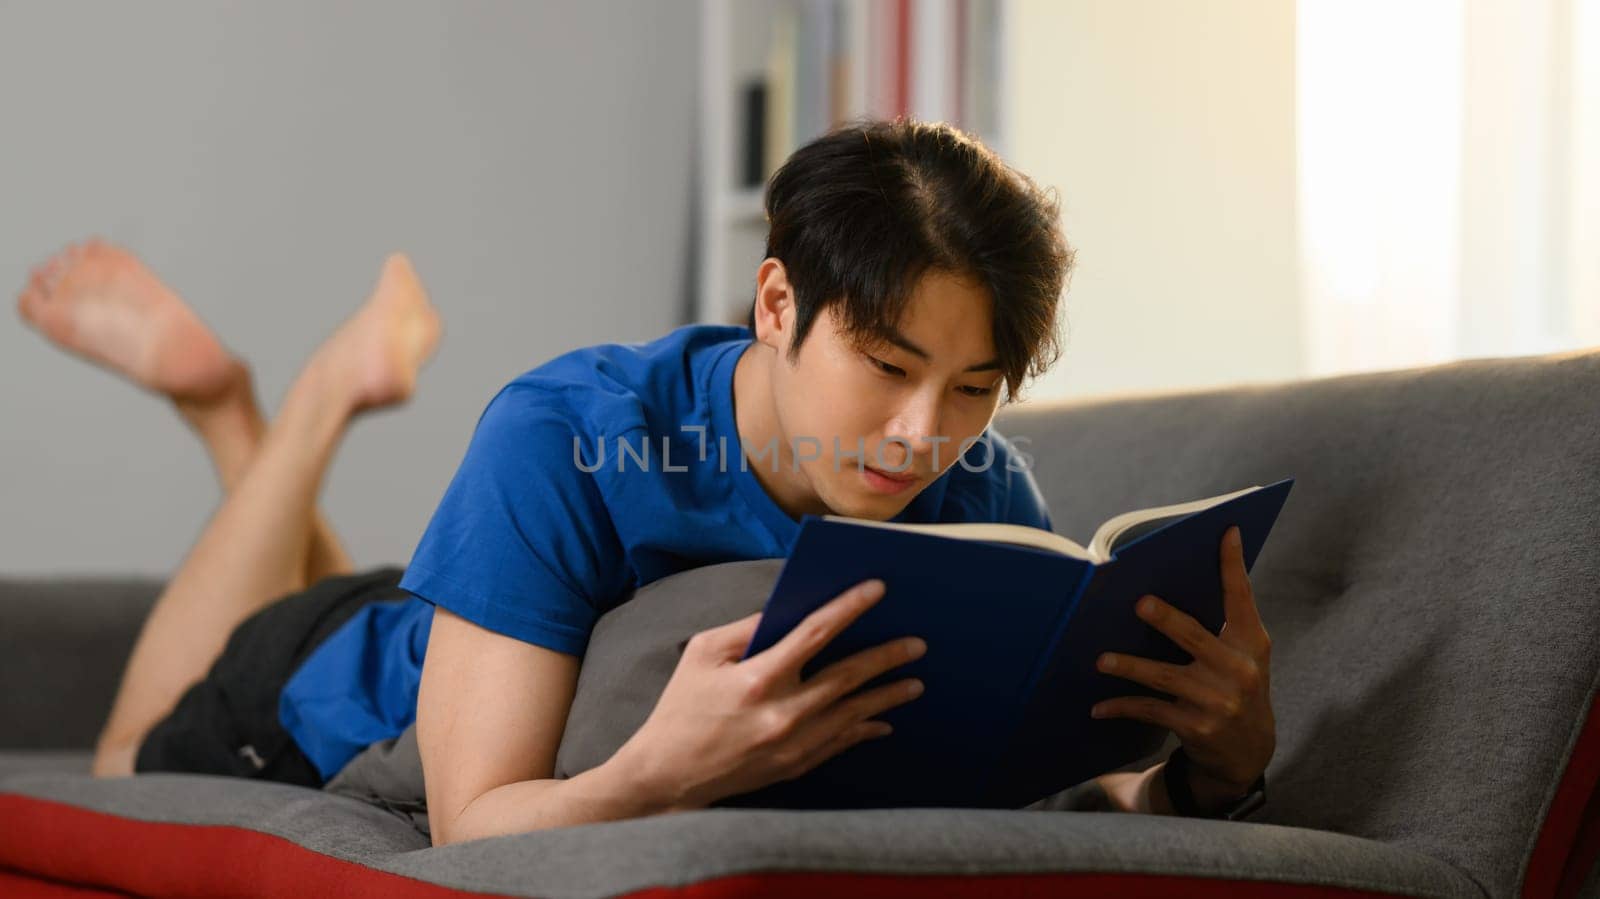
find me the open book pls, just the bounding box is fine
[724,476,1295,812]
[822,483,1265,564]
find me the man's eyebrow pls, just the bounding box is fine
[882,328,1001,373]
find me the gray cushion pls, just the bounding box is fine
[1,768,1481,899]
[552,559,785,783]
[994,347,1600,899]
[321,723,431,840]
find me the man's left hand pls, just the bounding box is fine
[1089,525,1276,802]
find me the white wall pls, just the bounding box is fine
[0,1,698,575]
[1004,0,1304,404]
[1296,0,1600,376]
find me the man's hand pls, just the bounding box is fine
[1090,525,1275,810]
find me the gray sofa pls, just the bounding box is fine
[3,347,1599,898]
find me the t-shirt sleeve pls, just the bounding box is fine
[399,384,629,657]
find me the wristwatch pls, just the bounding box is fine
[1162,746,1266,820]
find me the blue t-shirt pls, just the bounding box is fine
[278,323,1053,780]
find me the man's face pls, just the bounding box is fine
[761,267,1004,521]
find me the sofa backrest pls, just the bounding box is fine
[995,348,1600,899]
[0,578,161,750]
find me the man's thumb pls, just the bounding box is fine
[693,611,764,659]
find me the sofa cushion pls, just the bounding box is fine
[0,767,1483,899]
[994,348,1600,899]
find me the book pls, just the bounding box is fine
[719,476,1295,811]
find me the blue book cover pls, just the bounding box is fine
[717,476,1296,810]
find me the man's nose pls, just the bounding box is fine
[885,394,942,467]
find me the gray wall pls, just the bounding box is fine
[0,1,698,575]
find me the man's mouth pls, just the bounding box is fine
[865,466,918,482]
[861,465,921,494]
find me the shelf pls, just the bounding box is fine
[696,0,1009,326]
[722,188,767,226]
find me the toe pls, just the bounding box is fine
[39,256,65,291]
[17,286,54,330]
[382,252,419,286]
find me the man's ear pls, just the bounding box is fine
[751,258,794,353]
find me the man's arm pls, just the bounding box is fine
[1092,759,1252,815]
[426,580,933,842]
[419,605,685,847]
[445,755,683,844]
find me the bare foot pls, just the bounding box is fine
[311,253,443,414]
[15,239,243,401]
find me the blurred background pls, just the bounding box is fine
[1,0,1594,575]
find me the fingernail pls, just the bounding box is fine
[906,638,927,658]
[1228,527,1242,548]
[1138,597,1157,616]
[1098,653,1117,671]
[1090,704,1105,718]
[906,679,924,697]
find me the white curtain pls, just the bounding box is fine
[1297,0,1600,377]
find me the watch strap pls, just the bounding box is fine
[1162,746,1266,820]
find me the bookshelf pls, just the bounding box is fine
[695,0,1010,326]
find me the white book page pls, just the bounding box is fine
[820,516,1097,561]
[822,483,1261,564]
[1086,485,1261,560]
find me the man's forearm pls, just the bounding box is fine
[1094,759,1253,816]
[439,755,687,846]
[1093,763,1169,814]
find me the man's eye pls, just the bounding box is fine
[869,356,906,377]
[959,385,995,398]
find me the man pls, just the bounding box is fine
[24,119,1270,848]
[405,119,1272,844]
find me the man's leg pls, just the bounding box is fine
[18,251,442,777]
[174,368,356,586]
[16,239,353,585]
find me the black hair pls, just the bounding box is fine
[750,117,1073,402]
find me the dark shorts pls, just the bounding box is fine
[133,565,408,788]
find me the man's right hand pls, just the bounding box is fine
[609,578,927,811]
